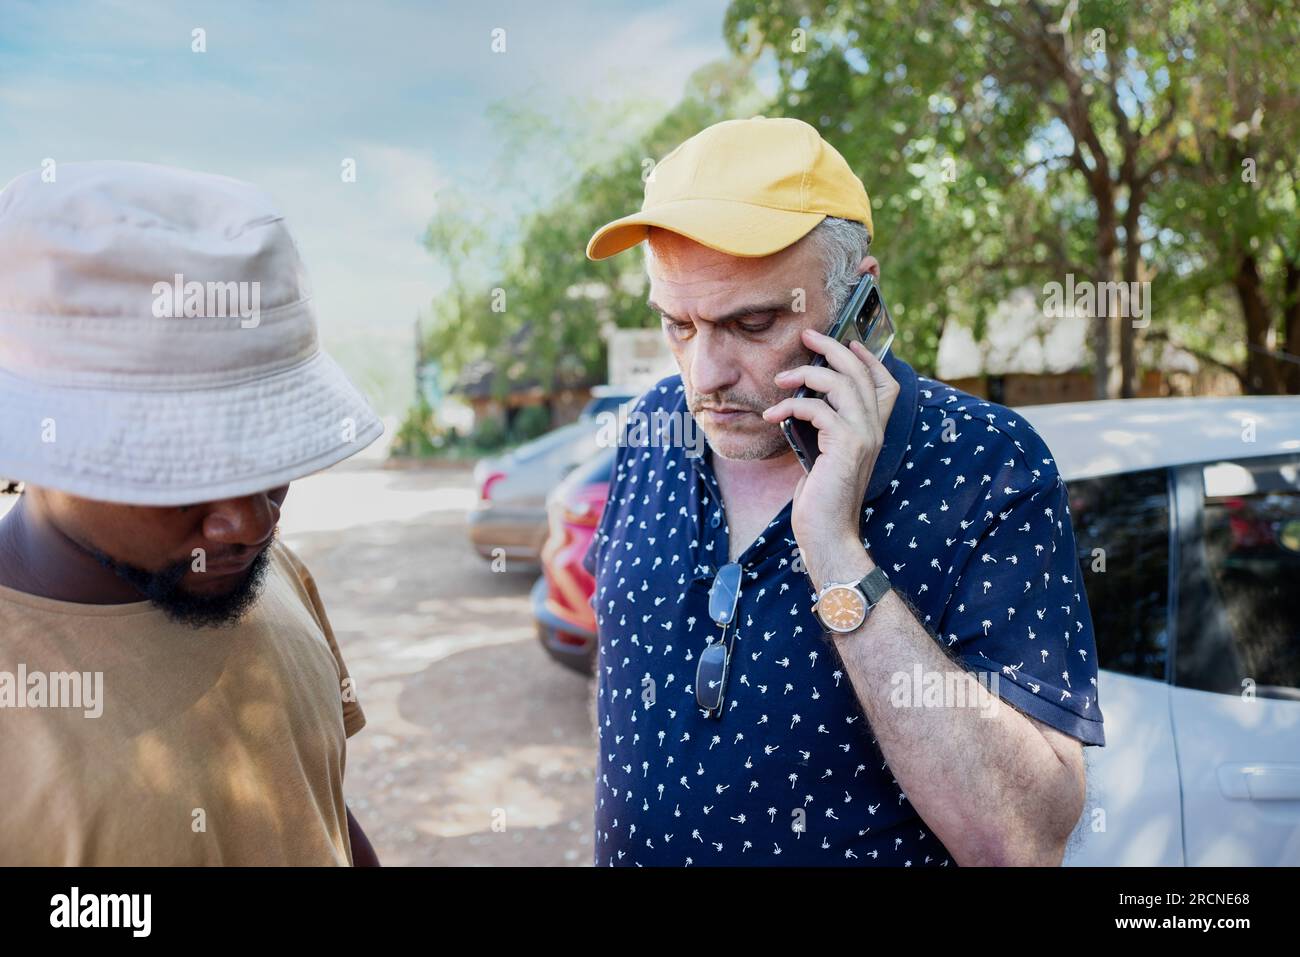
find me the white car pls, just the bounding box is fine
[1018,396,1300,865]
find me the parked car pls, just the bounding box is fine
[535,394,1300,864]
[467,418,605,563]
[1042,396,1300,866]
[532,446,616,671]
[579,386,637,422]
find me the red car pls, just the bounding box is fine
[531,447,615,674]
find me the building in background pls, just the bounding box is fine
[604,328,676,393]
[449,323,601,435]
[936,288,1238,405]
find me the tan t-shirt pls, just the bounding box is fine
[0,541,365,865]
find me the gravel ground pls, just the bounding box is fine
[278,461,597,866]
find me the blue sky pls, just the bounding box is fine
[0,0,733,415]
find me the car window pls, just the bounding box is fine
[511,421,604,472]
[580,394,635,419]
[513,420,590,460]
[1068,468,1171,680]
[1177,454,1300,697]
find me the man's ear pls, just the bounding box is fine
[858,255,880,280]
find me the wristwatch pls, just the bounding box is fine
[812,565,892,634]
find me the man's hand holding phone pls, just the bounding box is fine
[760,287,900,593]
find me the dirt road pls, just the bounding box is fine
[278,461,596,866]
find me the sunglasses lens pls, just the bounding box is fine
[695,640,728,712]
[708,562,743,625]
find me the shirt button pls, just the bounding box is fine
[711,513,721,528]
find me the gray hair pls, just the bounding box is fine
[641,215,872,317]
[808,216,872,318]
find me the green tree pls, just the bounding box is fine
[724,0,1300,395]
[1144,1,1300,393]
[418,59,765,407]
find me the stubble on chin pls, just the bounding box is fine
[700,416,792,462]
[684,342,808,464]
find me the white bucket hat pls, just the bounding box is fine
[0,161,383,506]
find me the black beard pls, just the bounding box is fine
[88,544,274,629]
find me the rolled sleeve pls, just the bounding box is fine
[941,473,1105,746]
[277,543,367,739]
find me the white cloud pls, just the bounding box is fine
[0,0,733,416]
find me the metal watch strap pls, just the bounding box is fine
[857,565,891,608]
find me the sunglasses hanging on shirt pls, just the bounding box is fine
[696,561,743,719]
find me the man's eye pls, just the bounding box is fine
[667,320,694,336]
[738,320,775,334]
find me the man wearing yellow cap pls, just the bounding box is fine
[581,117,1103,866]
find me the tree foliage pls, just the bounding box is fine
[724,0,1300,395]
[416,0,1299,420]
[419,60,766,405]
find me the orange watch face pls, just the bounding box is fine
[817,585,867,632]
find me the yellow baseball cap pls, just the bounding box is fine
[586,116,873,261]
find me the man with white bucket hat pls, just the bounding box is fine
[0,161,383,864]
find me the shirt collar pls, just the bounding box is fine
[865,349,918,503]
[675,350,918,576]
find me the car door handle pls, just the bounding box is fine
[1217,764,1300,801]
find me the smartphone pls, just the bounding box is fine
[781,274,896,473]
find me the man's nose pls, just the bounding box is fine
[689,326,739,399]
[202,493,280,548]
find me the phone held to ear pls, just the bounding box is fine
[781,273,896,473]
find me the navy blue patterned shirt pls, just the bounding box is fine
[582,352,1104,866]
